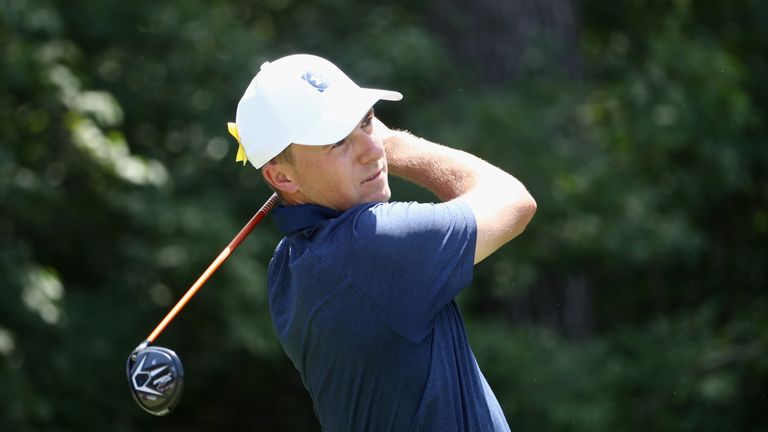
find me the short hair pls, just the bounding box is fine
[271,144,294,165]
[260,144,294,198]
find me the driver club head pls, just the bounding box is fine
[126,341,184,416]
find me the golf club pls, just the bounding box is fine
[126,193,279,416]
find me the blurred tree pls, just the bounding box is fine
[428,0,582,83]
[1,0,766,431]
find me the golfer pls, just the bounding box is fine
[228,54,536,431]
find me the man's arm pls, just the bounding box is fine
[377,119,537,264]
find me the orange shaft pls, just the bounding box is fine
[146,193,279,343]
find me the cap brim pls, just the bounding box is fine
[292,87,402,146]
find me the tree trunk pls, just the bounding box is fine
[505,273,594,339]
[429,0,582,83]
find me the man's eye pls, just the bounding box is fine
[333,138,347,148]
[361,114,373,128]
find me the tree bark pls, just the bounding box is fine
[505,273,594,339]
[429,0,582,84]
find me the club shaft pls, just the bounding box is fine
[146,193,279,343]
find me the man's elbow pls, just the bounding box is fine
[510,193,537,236]
[522,194,537,223]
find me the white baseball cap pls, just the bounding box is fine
[228,54,403,168]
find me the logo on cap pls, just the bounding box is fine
[301,69,330,92]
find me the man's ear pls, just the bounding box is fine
[262,161,299,194]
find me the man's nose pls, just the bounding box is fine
[354,129,384,164]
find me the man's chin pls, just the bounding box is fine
[368,188,391,204]
[378,186,392,203]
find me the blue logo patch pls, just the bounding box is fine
[301,69,330,92]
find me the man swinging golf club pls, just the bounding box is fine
[228,54,536,431]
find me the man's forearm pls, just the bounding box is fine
[384,130,528,202]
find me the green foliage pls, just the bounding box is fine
[471,302,768,431]
[1,0,766,430]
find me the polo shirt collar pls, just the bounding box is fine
[272,203,343,235]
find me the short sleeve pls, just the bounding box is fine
[335,201,477,343]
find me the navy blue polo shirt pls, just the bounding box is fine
[268,200,510,431]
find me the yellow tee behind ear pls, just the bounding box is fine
[227,122,248,166]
